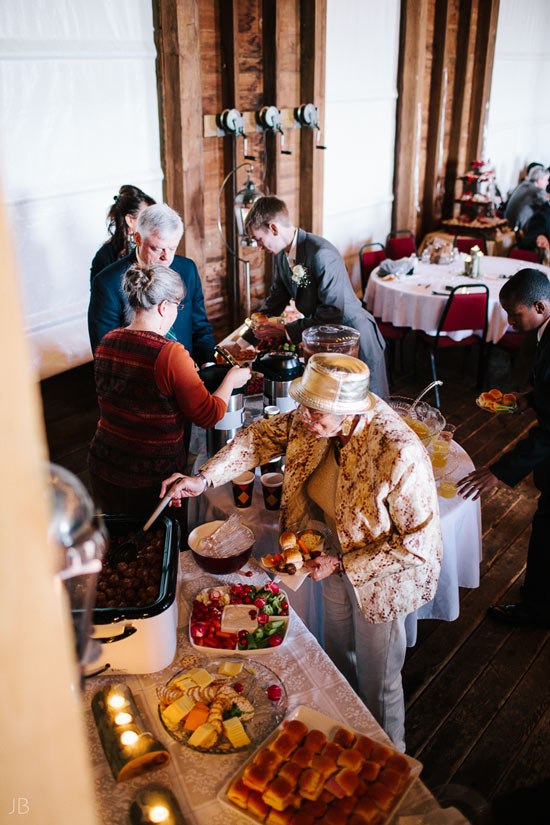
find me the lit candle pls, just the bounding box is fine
[108,694,126,709]
[120,730,139,747]
[148,806,170,824]
[115,712,133,726]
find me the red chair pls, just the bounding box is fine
[495,330,524,353]
[416,285,489,407]
[359,242,386,291]
[386,230,416,260]
[509,246,538,263]
[453,236,487,255]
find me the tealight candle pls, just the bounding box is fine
[108,694,126,709]
[148,806,170,823]
[115,712,133,726]
[120,730,139,747]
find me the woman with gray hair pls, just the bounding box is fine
[88,263,250,516]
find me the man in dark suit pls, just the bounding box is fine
[458,268,550,627]
[243,196,389,398]
[88,203,215,365]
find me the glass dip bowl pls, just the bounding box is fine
[387,396,446,445]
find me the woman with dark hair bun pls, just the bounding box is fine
[88,262,250,516]
[90,184,156,283]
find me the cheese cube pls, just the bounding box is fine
[186,667,214,687]
[161,694,196,726]
[171,676,196,692]
[218,661,244,676]
[188,722,218,748]
[223,717,251,748]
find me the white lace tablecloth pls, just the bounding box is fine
[189,440,481,649]
[82,554,469,825]
[364,256,550,343]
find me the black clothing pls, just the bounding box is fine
[491,323,550,614]
[90,240,119,284]
[521,201,550,251]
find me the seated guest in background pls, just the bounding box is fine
[160,354,442,750]
[88,203,215,365]
[522,197,550,257]
[89,263,250,516]
[242,196,389,398]
[458,269,550,628]
[506,164,549,231]
[90,184,155,283]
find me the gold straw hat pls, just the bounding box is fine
[289,353,375,414]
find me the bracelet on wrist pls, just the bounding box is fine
[194,472,209,492]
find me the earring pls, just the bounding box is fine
[340,417,352,437]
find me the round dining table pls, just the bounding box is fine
[364,254,550,343]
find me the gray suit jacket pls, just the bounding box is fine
[253,228,389,397]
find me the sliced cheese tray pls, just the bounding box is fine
[219,705,422,825]
[157,657,287,754]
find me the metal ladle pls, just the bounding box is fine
[409,380,443,416]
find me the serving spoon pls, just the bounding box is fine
[109,477,183,563]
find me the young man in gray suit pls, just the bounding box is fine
[244,196,389,398]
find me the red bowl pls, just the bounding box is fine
[188,520,255,574]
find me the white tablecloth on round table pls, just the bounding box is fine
[189,440,482,648]
[364,256,550,343]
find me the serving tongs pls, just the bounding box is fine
[214,344,240,367]
[109,477,183,563]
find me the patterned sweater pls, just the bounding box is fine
[89,328,226,488]
[200,399,442,622]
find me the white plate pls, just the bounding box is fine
[189,585,291,656]
[219,704,422,824]
[261,521,334,592]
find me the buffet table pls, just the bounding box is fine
[83,553,469,825]
[364,255,550,343]
[189,440,482,648]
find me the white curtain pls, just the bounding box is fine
[0,0,163,378]
[323,0,401,291]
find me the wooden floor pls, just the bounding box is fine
[39,343,550,824]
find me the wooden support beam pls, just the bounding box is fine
[219,0,241,327]
[300,0,326,235]
[420,0,453,239]
[153,0,205,274]
[467,0,500,165]
[262,0,280,200]
[442,0,475,218]
[392,0,428,237]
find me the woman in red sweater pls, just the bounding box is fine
[89,263,250,514]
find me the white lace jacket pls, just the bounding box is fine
[200,398,442,623]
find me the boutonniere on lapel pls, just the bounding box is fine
[291,263,310,287]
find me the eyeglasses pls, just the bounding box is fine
[298,405,329,423]
[170,301,185,312]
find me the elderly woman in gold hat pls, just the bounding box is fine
[161,353,442,751]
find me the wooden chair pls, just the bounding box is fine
[508,246,538,263]
[386,230,416,260]
[359,242,386,291]
[453,235,487,255]
[416,284,489,407]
